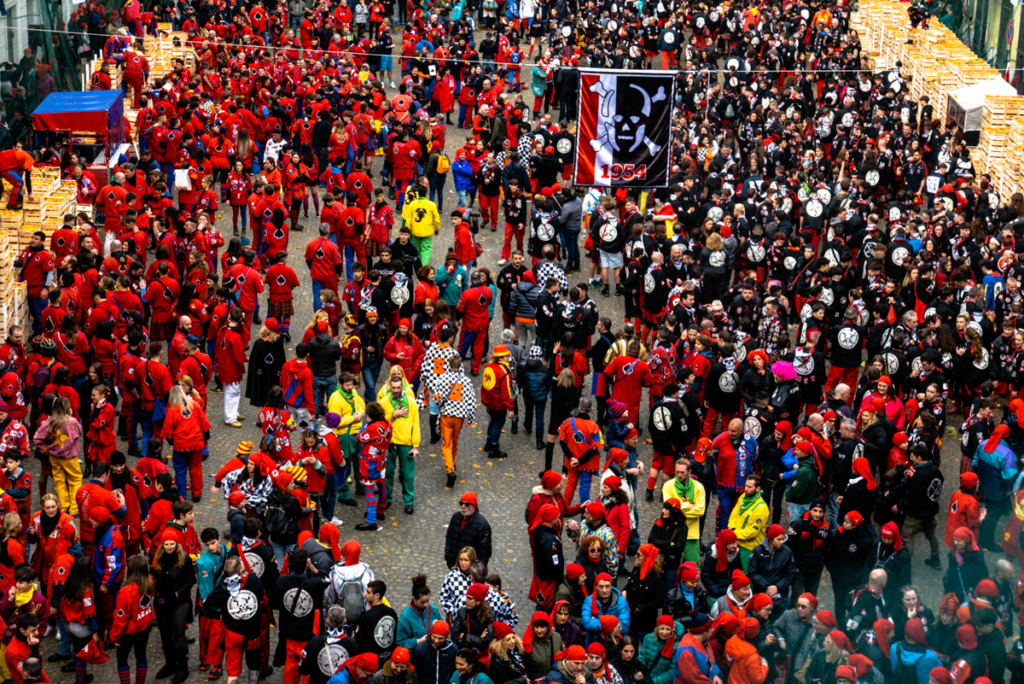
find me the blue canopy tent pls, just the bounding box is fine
[32,90,125,148]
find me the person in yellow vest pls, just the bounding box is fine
[727,474,770,571]
[480,345,515,459]
[662,456,707,563]
[328,371,366,507]
[380,372,420,515]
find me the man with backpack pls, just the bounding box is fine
[325,539,375,623]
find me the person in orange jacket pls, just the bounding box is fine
[160,386,211,502]
[723,617,768,684]
[945,471,982,548]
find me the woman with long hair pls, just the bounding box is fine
[300,143,321,219]
[257,386,296,462]
[0,513,25,594]
[33,397,83,515]
[221,236,246,273]
[160,385,211,502]
[235,128,255,174]
[413,297,437,342]
[544,368,582,472]
[110,555,156,684]
[227,160,253,237]
[85,384,116,476]
[383,318,426,388]
[185,250,211,301]
[152,531,196,683]
[245,322,285,407]
[439,546,478,617]
[27,493,75,598]
[453,585,495,651]
[488,623,527,684]
[60,556,100,684]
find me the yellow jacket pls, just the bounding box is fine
[380,393,420,447]
[663,478,706,541]
[328,388,365,437]
[402,197,440,238]
[727,494,770,551]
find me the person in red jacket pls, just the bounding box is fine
[106,451,147,557]
[85,385,116,468]
[16,232,54,334]
[177,338,213,411]
[600,476,631,562]
[109,555,155,684]
[161,385,211,502]
[138,343,173,461]
[453,213,476,269]
[480,345,515,459]
[216,309,248,428]
[603,341,653,427]
[144,262,181,342]
[304,224,344,312]
[557,398,604,506]
[73,463,127,557]
[4,612,41,684]
[121,44,149,108]
[280,345,315,430]
[228,161,252,236]
[456,272,493,374]
[265,252,301,339]
[226,252,265,331]
[391,129,421,211]
[383,320,425,387]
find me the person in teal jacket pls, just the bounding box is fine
[327,653,380,684]
[638,616,684,684]
[436,252,468,307]
[196,527,230,677]
[397,574,444,649]
[581,573,630,645]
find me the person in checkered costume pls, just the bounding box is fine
[434,355,476,488]
[535,248,569,296]
[420,327,461,444]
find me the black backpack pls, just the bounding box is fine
[264,493,294,538]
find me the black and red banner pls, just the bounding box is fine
[574,69,676,188]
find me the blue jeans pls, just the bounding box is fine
[322,471,338,522]
[459,104,471,128]
[140,409,154,458]
[343,244,357,281]
[457,190,469,208]
[429,177,446,212]
[289,15,302,29]
[362,362,382,398]
[524,399,546,434]
[313,375,337,417]
[717,486,740,533]
[827,491,841,533]
[565,228,581,270]
[57,619,73,656]
[30,296,46,332]
[312,280,327,311]
[271,540,296,569]
[487,408,506,446]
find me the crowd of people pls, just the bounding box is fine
[0,0,1022,683]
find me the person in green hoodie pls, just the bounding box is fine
[196,527,229,680]
[397,574,443,649]
[785,442,819,522]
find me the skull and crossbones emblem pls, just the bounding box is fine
[588,80,667,154]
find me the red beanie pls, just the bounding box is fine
[766,524,786,539]
[749,593,773,612]
[467,583,489,602]
[731,569,750,591]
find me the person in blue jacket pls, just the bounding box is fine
[581,573,630,645]
[326,652,379,684]
[973,424,1018,550]
[411,620,459,684]
[451,151,475,209]
[889,617,943,684]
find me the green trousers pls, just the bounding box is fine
[411,235,432,266]
[385,444,416,506]
[336,433,362,501]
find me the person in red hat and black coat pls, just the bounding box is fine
[529,504,564,612]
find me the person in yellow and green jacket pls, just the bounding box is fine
[380,370,420,515]
[661,456,706,563]
[328,371,366,506]
[727,475,769,571]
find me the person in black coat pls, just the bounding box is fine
[872,522,911,607]
[976,610,1008,684]
[701,530,743,599]
[666,561,710,621]
[488,623,529,684]
[451,583,495,651]
[837,458,879,531]
[612,636,651,684]
[299,605,361,684]
[204,556,264,684]
[647,502,686,581]
[825,512,874,628]
[152,533,198,682]
[747,528,798,616]
[444,493,493,569]
[245,324,286,407]
[943,527,990,603]
[357,580,399,655]
[786,499,831,600]
[622,545,666,639]
[530,504,564,611]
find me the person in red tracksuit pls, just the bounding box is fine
[226,253,265,332]
[217,310,249,427]
[110,555,156,684]
[456,272,493,374]
[602,341,653,427]
[161,386,211,502]
[74,463,127,557]
[265,252,301,337]
[121,45,149,108]
[86,385,117,467]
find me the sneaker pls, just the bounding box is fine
[405,505,414,514]
[645,488,654,501]
[498,258,508,266]
[237,416,246,421]
[226,421,243,428]
[208,668,223,680]
[390,80,396,88]
[48,654,72,663]
[446,471,457,487]
[601,287,610,298]
[199,664,211,673]
[355,522,378,531]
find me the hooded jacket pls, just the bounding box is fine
[724,631,768,684]
[581,587,630,644]
[308,332,342,378]
[410,636,458,684]
[889,642,943,684]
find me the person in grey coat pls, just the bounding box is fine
[287,0,307,28]
[510,271,540,350]
[554,188,583,273]
[769,594,818,678]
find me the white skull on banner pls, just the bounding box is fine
[588,80,667,155]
